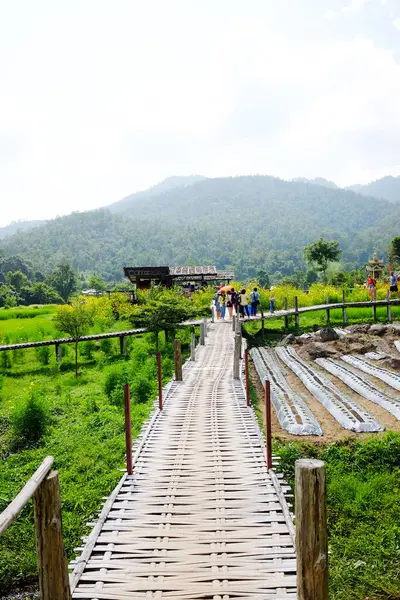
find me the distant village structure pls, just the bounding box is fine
[366,252,385,279]
[123,265,235,290]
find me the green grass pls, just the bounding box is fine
[275,435,400,600]
[0,326,195,593]
[0,305,57,320]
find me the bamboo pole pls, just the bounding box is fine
[203,317,208,337]
[0,456,54,535]
[124,384,133,475]
[174,339,183,381]
[233,333,241,379]
[265,380,272,469]
[157,352,163,410]
[244,348,250,407]
[33,470,72,600]
[295,459,328,600]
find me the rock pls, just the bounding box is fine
[280,333,296,346]
[347,324,371,334]
[369,324,387,336]
[382,357,400,370]
[387,324,400,334]
[349,342,376,355]
[296,333,312,344]
[319,327,340,342]
[306,342,338,359]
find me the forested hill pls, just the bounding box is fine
[346,176,400,203]
[1,175,400,281]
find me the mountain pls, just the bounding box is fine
[109,175,207,214]
[346,176,400,203]
[0,219,46,240]
[1,175,399,281]
[292,177,338,189]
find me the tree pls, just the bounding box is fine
[389,236,400,267]
[54,300,96,375]
[129,290,197,352]
[46,262,78,302]
[5,270,29,293]
[87,273,107,292]
[20,282,64,305]
[304,238,341,282]
[256,269,270,289]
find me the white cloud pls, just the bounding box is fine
[342,0,369,15]
[393,18,400,30]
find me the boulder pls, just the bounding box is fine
[347,324,371,334]
[319,327,340,342]
[306,342,338,359]
[383,357,400,371]
[296,333,312,344]
[349,342,377,355]
[280,333,296,346]
[369,324,387,336]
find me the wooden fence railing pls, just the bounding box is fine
[0,456,71,600]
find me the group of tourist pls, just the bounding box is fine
[366,271,399,300]
[214,287,275,320]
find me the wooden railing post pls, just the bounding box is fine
[232,315,236,331]
[123,384,133,474]
[203,317,208,337]
[284,297,289,329]
[119,335,127,356]
[200,322,205,345]
[373,301,377,322]
[190,332,196,361]
[233,333,241,379]
[157,352,163,410]
[325,295,330,325]
[33,470,72,600]
[295,459,328,600]
[265,380,272,469]
[294,296,299,329]
[174,339,183,381]
[260,307,265,341]
[387,291,392,322]
[244,348,250,406]
[342,290,347,325]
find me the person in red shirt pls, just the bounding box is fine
[367,276,376,301]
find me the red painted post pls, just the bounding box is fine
[124,383,133,475]
[157,352,163,410]
[244,348,250,407]
[265,379,272,469]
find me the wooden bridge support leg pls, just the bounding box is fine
[295,459,328,600]
[233,333,241,379]
[232,315,236,332]
[373,302,377,322]
[284,297,289,330]
[203,317,208,337]
[33,470,72,600]
[124,384,133,475]
[190,332,196,361]
[174,339,183,381]
[55,343,62,364]
[265,380,272,469]
[294,296,299,329]
[325,296,330,325]
[387,291,392,322]
[260,308,265,341]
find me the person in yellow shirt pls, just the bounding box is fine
[239,289,250,319]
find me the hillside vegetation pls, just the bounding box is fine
[1,176,400,281]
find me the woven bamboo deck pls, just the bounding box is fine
[70,321,296,599]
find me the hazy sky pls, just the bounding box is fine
[1,0,400,226]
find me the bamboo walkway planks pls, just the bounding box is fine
[70,322,296,599]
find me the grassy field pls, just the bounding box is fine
[0,321,195,594]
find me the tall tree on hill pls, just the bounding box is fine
[304,238,341,282]
[389,236,400,267]
[46,262,78,302]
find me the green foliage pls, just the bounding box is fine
[87,273,107,291]
[104,366,129,401]
[388,235,400,267]
[11,389,49,448]
[54,300,96,376]
[35,345,50,366]
[100,338,113,356]
[45,262,78,302]
[0,352,12,370]
[274,434,400,600]
[81,340,96,359]
[304,237,341,280]
[131,375,153,404]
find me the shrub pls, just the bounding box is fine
[131,375,153,404]
[36,346,50,366]
[0,351,12,370]
[12,390,49,447]
[104,366,128,400]
[0,374,4,398]
[81,340,96,359]
[100,338,113,356]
